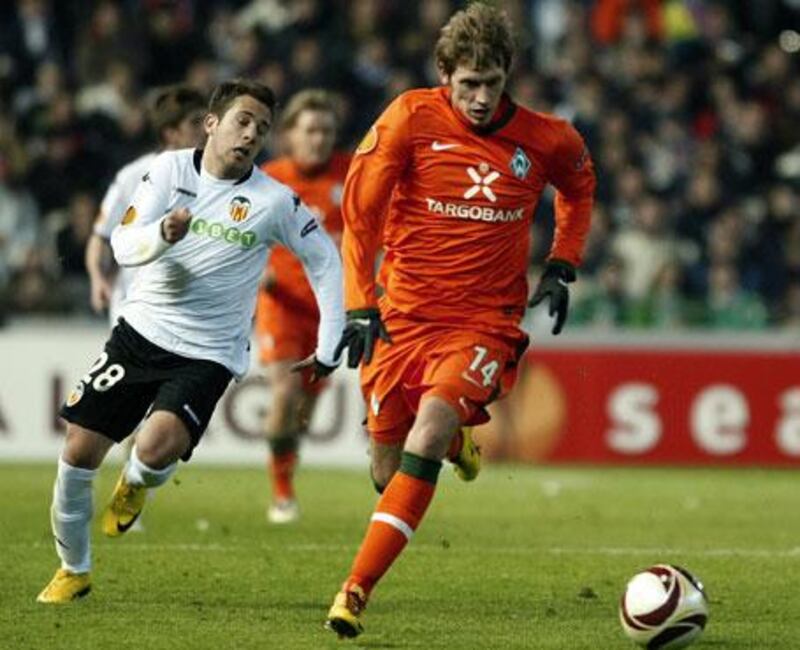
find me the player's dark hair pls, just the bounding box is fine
[435,2,515,75]
[148,85,206,144]
[208,79,277,119]
[278,88,339,133]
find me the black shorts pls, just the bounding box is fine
[60,318,232,460]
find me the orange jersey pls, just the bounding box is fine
[342,87,595,332]
[260,151,350,314]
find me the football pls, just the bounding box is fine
[619,564,709,649]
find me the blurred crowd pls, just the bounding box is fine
[0,0,798,331]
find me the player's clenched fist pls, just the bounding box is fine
[160,207,192,243]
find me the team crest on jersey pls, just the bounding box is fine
[509,147,531,180]
[229,195,251,222]
[356,126,378,155]
[66,381,85,407]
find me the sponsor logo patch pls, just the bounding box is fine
[190,219,258,248]
[464,166,501,203]
[426,198,525,223]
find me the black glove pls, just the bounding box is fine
[290,354,337,383]
[334,308,392,368]
[528,260,576,335]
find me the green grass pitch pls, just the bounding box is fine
[2,463,798,648]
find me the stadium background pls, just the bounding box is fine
[1,0,799,467]
[2,3,800,648]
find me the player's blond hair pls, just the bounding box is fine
[278,89,339,133]
[435,2,515,75]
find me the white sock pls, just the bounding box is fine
[51,457,96,574]
[124,445,177,488]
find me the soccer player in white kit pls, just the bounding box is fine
[37,79,345,603]
[84,86,206,533]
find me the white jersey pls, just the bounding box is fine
[111,148,344,378]
[95,151,157,325]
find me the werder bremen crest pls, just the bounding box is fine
[509,146,531,180]
[229,195,251,222]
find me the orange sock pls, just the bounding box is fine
[344,452,441,598]
[269,450,298,500]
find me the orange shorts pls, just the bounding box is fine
[254,289,325,395]
[361,311,528,445]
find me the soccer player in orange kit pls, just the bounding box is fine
[325,3,596,638]
[255,90,349,523]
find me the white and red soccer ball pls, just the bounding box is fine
[619,564,709,649]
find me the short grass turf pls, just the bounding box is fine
[1,463,798,649]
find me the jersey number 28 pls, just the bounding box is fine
[82,352,126,392]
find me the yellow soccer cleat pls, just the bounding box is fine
[452,427,481,481]
[37,569,91,604]
[325,585,366,639]
[102,473,147,537]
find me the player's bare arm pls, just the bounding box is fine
[84,233,115,313]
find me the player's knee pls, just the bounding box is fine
[407,397,461,459]
[406,421,452,459]
[61,444,101,470]
[62,425,109,469]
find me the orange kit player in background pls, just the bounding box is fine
[325,3,595,639]
[255,90,349,524]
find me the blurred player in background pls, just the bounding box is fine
[37,79,344,604]
[255,89,350,524]
[325,3,595,638]
[84,85,206,531]
[86,85,207,325]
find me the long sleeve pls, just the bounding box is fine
[340,95,412,310]
[110,153,173,267]
[276,201,345,366]
[547,123,596,267]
